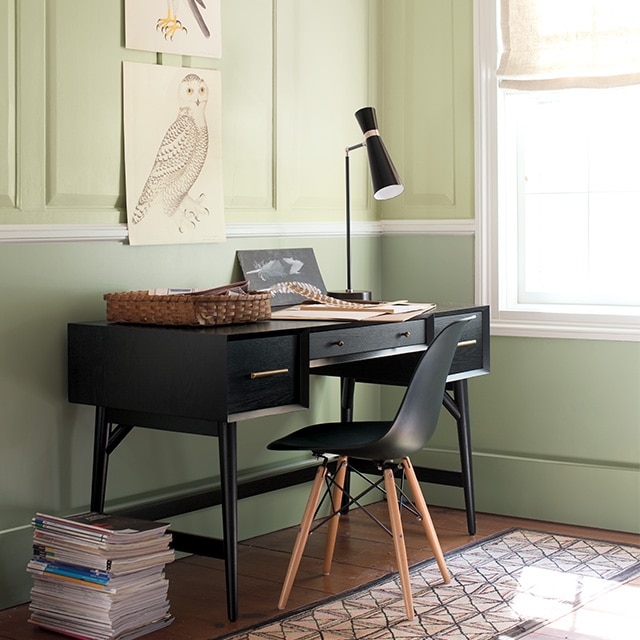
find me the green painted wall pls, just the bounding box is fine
[381,242,640,532]
[377,1,639,539]
[0,235,382,608]
[1,0,638,612]
[0,0,385,608]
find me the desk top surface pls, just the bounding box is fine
[70,302,486,337]
[67,302,489,423]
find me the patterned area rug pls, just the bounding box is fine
[219,528,640,640]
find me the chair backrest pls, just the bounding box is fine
[369,318,470,460]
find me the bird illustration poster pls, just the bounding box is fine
[123,62,226,246]
[125,0,221,59]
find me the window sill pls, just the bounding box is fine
[490,309,640,342]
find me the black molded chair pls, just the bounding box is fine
[267,318,470,619]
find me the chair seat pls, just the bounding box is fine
[269,420,426,460]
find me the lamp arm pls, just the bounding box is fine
[346,142,365,154]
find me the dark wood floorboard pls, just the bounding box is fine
[1,505,638,640]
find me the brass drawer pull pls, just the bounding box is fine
[335,340,345,347]
[457,339,477,348]
[402,331,411,338]
[250,368,289,379]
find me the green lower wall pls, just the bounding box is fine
[1,232,639,610]
[0,234,381,609]
[381,235,475,304]
[381,235,640,534]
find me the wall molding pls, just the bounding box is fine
[0,224,129,243]
[381,219,476,236]
[419,448,639,533]
[0,219,476,244]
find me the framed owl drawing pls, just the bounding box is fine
[123,62,226,246]
[124,0,221,59]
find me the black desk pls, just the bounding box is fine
[67,303,489,621]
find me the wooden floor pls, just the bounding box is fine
[1,504,638,640]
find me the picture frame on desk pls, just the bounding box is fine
[236,248,327,308]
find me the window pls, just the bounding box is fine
[474,0,640,340]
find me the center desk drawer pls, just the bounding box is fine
[310,319,426,361]
[227,334,306,416]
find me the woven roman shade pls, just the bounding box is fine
[497,0,640,90]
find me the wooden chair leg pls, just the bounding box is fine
[402,457,451,583]
[323,455,348,575]
[383,467,414,620]
[277,463,328,610]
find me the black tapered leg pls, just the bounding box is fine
[90,406,110,512]
[340,377,355,422]
[219,421,238,621]
[451,380,476,535]
[339,378,355,512]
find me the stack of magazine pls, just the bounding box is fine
[27,512,175,640]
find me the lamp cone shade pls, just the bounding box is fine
[354,107,404,200]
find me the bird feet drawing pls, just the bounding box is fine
[157,9,187,40]
[178,193,209,233]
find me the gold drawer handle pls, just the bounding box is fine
[335,340,345,347]
[457,339,477,348]
[402,331,411,338]
[250,368,289,379]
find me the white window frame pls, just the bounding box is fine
[473,0,640,342]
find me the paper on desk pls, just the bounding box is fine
[271,309,381,321]
[297,304,422,314]
[369,304,436,321]
[271,302,436,322]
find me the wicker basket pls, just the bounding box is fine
[104,290,271,326]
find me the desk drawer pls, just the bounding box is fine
[309,319,425,361]
[228,335,305,415]
[433,310,487,377]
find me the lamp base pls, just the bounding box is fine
[327,289,372,302]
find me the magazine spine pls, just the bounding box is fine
[28,560,112,584]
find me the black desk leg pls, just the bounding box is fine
[91,406,109,513]
[339,378,356,512]
[340,377,356,422]
[451,380,476,536]
[219,421,238,622]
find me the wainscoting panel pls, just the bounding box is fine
[45,1,126,211]
[275,0,375,218]
[380,0,475,220]
[0,0,15,209]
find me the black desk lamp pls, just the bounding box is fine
[329,107,404,301]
